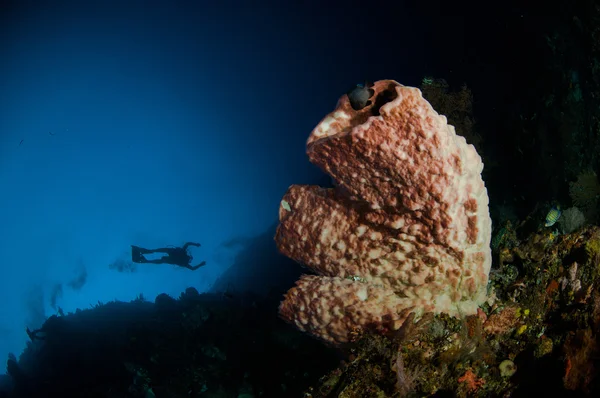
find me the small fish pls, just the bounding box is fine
[347,81,375,111]
[19,139,23,146]
[545,205,562,227]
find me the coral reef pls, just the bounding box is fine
[275,80,492,345]
[1,290,339,398]
[304,225,600,397]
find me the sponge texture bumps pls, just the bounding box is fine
[276,80,492,345]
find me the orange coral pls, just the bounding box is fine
[458,368,485,393]
[546,279,559,296]
[545,279,560,309]
[563,328,597,392]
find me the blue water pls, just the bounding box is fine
[0,0,434,360]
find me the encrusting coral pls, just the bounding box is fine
[275,80,492,345]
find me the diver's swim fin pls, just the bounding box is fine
[131,245,149,263]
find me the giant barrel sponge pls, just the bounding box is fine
[275,80,492,345]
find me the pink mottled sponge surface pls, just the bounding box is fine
[276,80,492,345]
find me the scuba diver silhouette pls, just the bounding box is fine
[131,242,206,270]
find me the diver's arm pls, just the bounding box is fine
[182,242,201,250]
[186,261,206,271]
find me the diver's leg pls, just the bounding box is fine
[144,258,167,264]
[133,246,169,263]
[132,245,156,254]
[152,247,177,255]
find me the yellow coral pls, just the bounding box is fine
[585,236,600,269]
[586,239,600,256]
